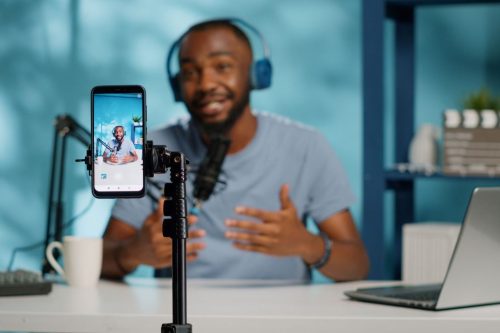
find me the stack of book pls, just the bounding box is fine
[443,109,500,176]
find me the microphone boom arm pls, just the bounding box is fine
[96,137,116,157]
[42,115,91,275]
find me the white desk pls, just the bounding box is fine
[1,278,500,333]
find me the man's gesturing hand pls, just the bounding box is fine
[224,184,315,258]
[129,198,206,269]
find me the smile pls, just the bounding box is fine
[198,99,229,118]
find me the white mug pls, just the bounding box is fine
[46,236,103,288]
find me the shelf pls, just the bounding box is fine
[386,0,500,20]
[386,0,500,7]
[362,0,500,279]
[384,169,500,182]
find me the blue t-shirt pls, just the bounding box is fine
[111,112,355,281]
[105,138,136,160]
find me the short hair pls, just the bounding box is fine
[113,125,124,134]
[180,20,252,54]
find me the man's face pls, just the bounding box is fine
[178,27,252,133]
[114,127,124,141]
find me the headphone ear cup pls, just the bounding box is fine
[170,74,182,102]
[251,58,272,90]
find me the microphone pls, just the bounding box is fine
[96,137,117,161]
[192,135,231,211]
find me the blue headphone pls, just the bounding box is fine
[166,18,273,102]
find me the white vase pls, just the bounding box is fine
[408,124,438,170]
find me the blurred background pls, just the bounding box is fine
[1,0,500,280]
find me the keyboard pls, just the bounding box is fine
[384,289,440,302]
[0,269,52,296]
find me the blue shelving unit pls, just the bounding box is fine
[362,0,500,279]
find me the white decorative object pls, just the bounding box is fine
[408,124,438,174]
[462,109,480,128]
[443,109,461,128]
[480,109,498,128]
[403,223,460,284]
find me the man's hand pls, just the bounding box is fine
[125,198,206,269]
[109,154,119,163]
[224,184,315,259]
[121,154,138,164]
[121,155,132,163]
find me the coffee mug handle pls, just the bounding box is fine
[45,241,65,278]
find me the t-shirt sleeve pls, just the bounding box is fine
[305,132,356,224]
[111,195,156,229]
[128,140,136,154]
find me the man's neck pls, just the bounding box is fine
[224,106,257,154]
[197,105,257,154]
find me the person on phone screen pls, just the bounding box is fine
[102,125,138,164]
[101,19,369,282]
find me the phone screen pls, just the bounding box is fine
[91,85,146,198]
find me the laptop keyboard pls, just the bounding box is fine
[385,289,440,302]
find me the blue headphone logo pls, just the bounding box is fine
[165,18,273,102]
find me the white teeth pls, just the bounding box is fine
[206,101,223,111]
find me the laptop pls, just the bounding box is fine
[345,187,500,310]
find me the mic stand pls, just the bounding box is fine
[43,115,90,275]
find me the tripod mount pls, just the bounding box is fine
[81,140,192,333]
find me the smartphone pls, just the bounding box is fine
[91,85,146,198]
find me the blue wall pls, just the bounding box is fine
[414,5,500,222]
[1,0,499,278]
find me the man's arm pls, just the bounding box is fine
[300,209,369,281]
[224,184,369,281]
[102,150,119,163]
[102,217,142,278]
[102,201,206,279]
[121,150,138,163]
[120,141,138,163]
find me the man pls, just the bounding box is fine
[101,19,369,281]
[103,125,138,164]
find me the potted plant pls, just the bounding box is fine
[462,88,499,128]
[462,88,499,111]
[132,115,142,126]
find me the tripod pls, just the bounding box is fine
[82,141,192,332]
[145,143,192,333]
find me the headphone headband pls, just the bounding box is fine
[166,18,272,102]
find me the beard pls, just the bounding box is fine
[189,90,250,138]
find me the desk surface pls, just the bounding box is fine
[1,278,500,333]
